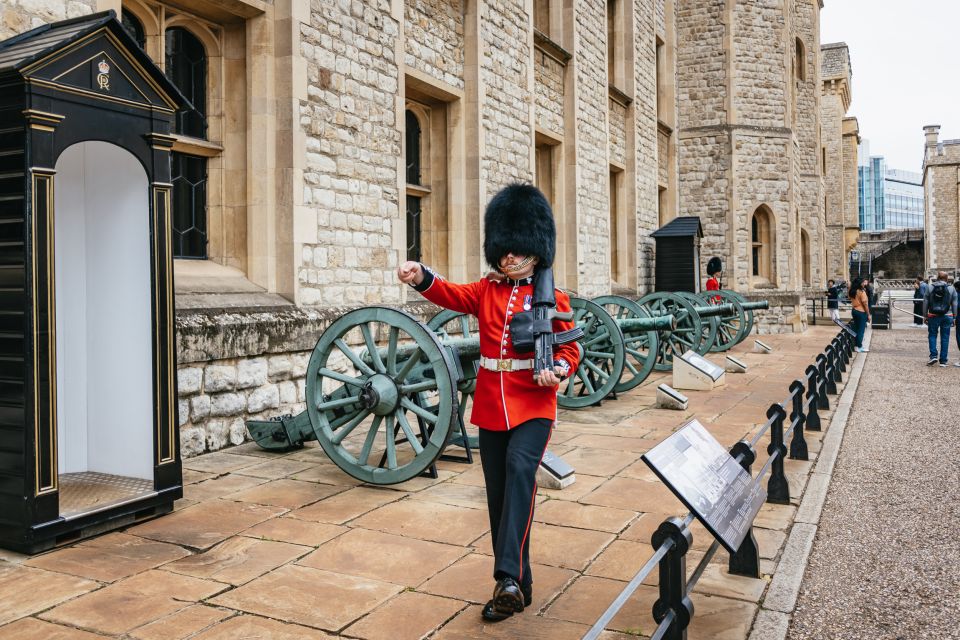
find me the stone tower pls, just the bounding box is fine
[821,43,859,281]
[923,125,960,271]
[674,0,822,329]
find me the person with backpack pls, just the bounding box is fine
[849,277,870,352]
[954,280,960,365]
[924,271,958,367]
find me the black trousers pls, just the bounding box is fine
[478,418,553,588]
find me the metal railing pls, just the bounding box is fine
[582,327,855,640]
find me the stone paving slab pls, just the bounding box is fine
[0,327,852,639]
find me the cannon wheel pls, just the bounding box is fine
[593,295,659,393]
[306,306,458,485]
[678,291,718,354]
[638,292,704,370]
[725,290,755,340]
[427,309,479,450]
[558,297,625,408]
[703,290,747,351]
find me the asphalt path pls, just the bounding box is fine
[788,326,960,639]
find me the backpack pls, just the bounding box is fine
[929,282,952,316]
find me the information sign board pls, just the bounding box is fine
[642,419,766,553]
[680,351,724,381]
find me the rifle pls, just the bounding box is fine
[509,268,584,378]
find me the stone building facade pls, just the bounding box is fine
[923,125,960,272]
[821,43,860,281]
[2,0,854,456]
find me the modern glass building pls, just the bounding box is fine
[857,142,923,230]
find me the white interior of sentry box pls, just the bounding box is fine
[53,141,154,514]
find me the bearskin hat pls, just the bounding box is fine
[707,256,723,276]
[483,183,556,269]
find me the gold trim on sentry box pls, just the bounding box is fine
[152,185,175,465]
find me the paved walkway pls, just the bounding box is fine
[0,327,848,640]
[789,326,960,640]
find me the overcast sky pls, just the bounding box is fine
[820,0,959,173]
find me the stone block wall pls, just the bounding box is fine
[924,146,960,270]
[635,0,660,293]
[480,0,533,188]
[746,292,807,334]
[732,0,786,128]
[404,0,465,89]
[676,0,727,127]
[609,98,627,166]
[574,0,612,297]
[299,1,402,308]
[0,0,95,40]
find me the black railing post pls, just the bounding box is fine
[826,344,842,384]
[766,403,790,504]
[815,354,831,410]
[804,366,822,431]
[842,328,854,358]
[788,380,808,460]
[822,350,839,394]
[652,518,694,640]
[833,338,847,373]
[728,441,760,578]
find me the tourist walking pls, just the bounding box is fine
[826,279,841,323]
[849,277,870,352]
[913,276,928,327]
[954,280,960,366]
[924,271,958,367]
[397,183,580,622]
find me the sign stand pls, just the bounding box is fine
[657,384,689,410]
[537,450,575,489]
[673,351,726,391]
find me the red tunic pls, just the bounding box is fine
[416,269,580,431]
[706,276,721,303]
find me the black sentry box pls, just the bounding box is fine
[0,11,185,553]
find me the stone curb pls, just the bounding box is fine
[748,329,871,640]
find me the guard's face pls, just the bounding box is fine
[499,252,538,279]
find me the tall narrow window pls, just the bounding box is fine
[405,109,423,262]
[607,0,617,84]
[751,207,773,281]
[658,186,668,227]
[121,9,146,50]
[801,229,811,286]
[609,168,621,283]
[656,37,665,118]
[534,0,550,36]
[166,27,208,258]
[795,38,806,82]
[535,143,555,206]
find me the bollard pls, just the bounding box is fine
[815,354,831,410]
[766,403,790,504]
[826,344,842,384]
[788,380,808,460]
[728,440,760,578]
[833,338,847,373]
[803,365,822,431]
[820,351,839,395]
[651,517,694,640]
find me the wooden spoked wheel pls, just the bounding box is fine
[593,295,659,393]
[704,290,747,351]
[557,297,625,408]
[638,292,703,371]
[306,306,458,484]
[426,309,479,450]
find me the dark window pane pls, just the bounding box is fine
[171,152,208,258]
[406,195,422,262]
[752,247,760,276]
[165,28,207,139]
[751,215,758,242]
[121,9,146,50]
[405,110,421,185]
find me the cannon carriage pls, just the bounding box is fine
[247,290,767,486]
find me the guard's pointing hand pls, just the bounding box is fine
[397,261,424,285]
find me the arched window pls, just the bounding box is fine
[795,38,806,82]
[165,27,207,139]
[121,9,146,50]
[405,109,424,262]
[801,229,811,286]
[751,207,773,282]
[165,27,208,258]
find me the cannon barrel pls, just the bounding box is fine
[617,314,676,333]
[693,302,736,319]
[739,300,769,311]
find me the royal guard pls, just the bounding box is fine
[397,183,580,621]
[706,256,723,303]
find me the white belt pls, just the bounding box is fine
[479,356,534,372]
